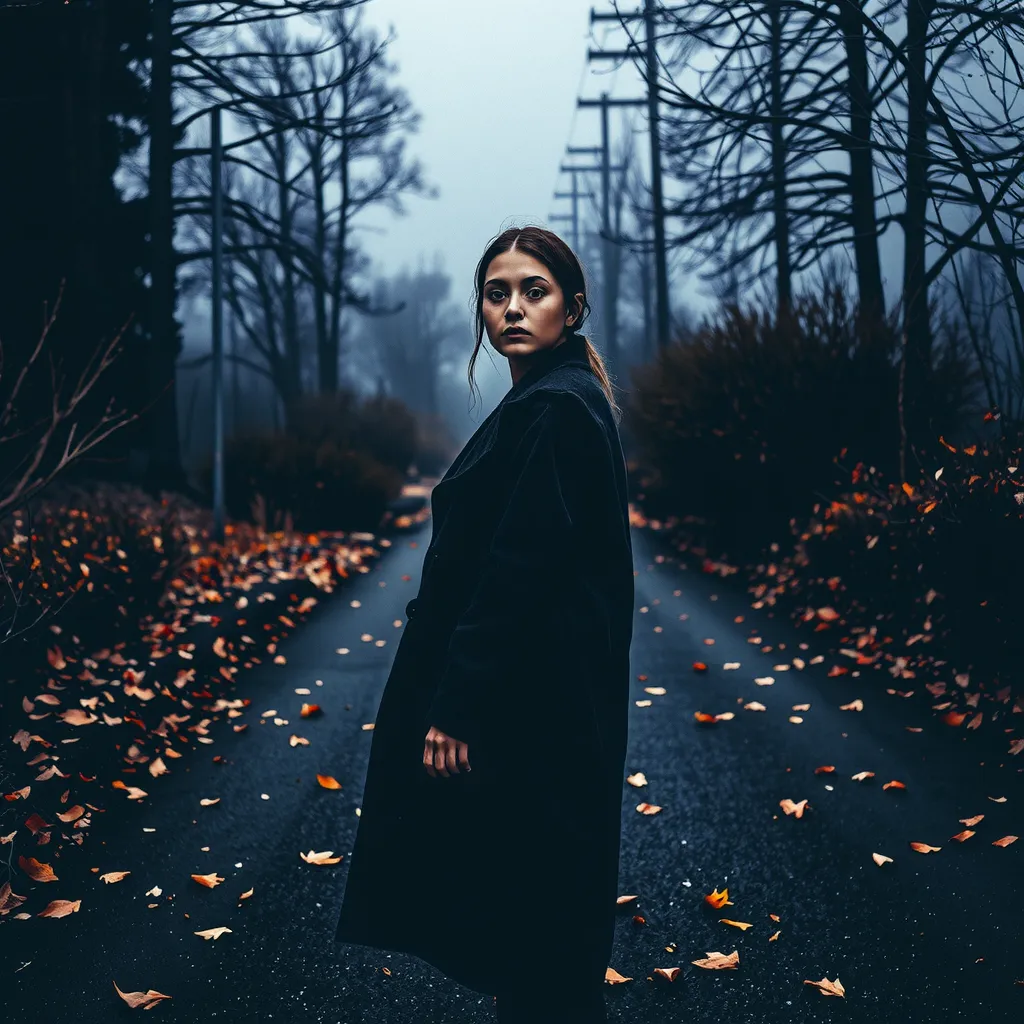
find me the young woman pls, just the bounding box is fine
[334,226,635,1023]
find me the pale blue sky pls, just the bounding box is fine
[352,0,654,397]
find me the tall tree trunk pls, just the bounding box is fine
[327,110,349,393]
[275,153,302,424]
[147,0,184,488]
[769,0,792,319]
[839,0,885,330]
[903,0,935,443]
[310,124,330,393]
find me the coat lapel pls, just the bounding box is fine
[434,335,592,489]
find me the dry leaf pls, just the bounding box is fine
[909,842,941,853]
[37,899,81,918]
[720,919,752,930]
[635,803,662,815]
[950,830,975,842]
[300,849,343,865]
[993,835,1018,847]
[692,950,739,970]
[191,872,225,888]
[872,853,893,866]
[704,887,732,909]
[653,967,681,982]
[100,871,131,884]
[804,976,845,997]
[779,798,808,818]
[626,773,648,787]
[194,926,233,941]
[605,967,632,984]
[19,856,58,883]
[113,981,172,1010]
[316,774,342,790]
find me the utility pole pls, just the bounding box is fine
[550,166,594,251]
[590,0,670,349]
[210,105,225,545]
[569,107,626,370]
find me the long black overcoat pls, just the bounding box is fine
[333,334,635,998]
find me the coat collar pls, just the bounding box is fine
[506,333,591,397]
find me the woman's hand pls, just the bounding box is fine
[423,725,472,778]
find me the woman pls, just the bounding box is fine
[333,225,635,1023]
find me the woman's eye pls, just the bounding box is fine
[527,288,545,299]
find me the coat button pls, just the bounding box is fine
[405,598,418,619]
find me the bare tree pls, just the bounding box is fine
[172,4,433,425]
[0,283,140,525]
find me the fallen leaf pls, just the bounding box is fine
[605,967,632,984]
[909,842,941,853]
[779,798,808,818]
[653,967,681,982]
[191,872,225,888]
[804,975,845,997]
[704,887,732,909]
[720,919,752,930]
[872,853,893,866]
[839,699,863,711]
[993,835,1018,847]
[194,926,233,941]
[113,981,172,1010]
[100,871,131,884]
[691,950,739,970]
[635,803,662,815]
[19,856,58,883]
[300,849,343,865]
[37,899,81,918]
[316,774,342,790]
[626,773,648,787]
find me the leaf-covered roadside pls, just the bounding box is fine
[631,413,1024,760]
[0,483,415,918]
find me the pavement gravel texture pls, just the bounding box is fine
[3,523,1022,1023]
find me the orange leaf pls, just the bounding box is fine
[950,830,975,842]
[653,967,681,982]
[691,950,739,970]
[605,967,633,984]
[704,887,732,909]
[19,856,58,882]
[316,774,342,790]
[191,872,225,888]
[993,835,1018,848]
[909,842,941,853]
[804,976,845,998]
[37,899,81,918]
[720,919,752,930]
[113,981,173,1010]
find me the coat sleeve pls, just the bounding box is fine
[424,394,591,746]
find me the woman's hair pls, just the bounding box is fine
[467,225,621,423]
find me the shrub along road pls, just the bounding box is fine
[4,523,1021,1023]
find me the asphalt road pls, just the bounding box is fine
[3,523,1022,1023]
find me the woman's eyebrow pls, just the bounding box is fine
[483,274,549,288]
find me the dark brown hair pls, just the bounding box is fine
[467,225,621,423]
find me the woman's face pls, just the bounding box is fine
[481,248,584,380]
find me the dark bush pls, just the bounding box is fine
[288,390,418,475]
[772,420,1024,690]
[625,285,980,562]
[220,431,403,532]
[0,482,195,671]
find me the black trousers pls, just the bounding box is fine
[493,982,607,1023]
